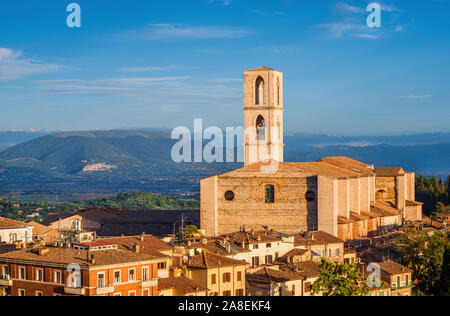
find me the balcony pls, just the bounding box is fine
[140,279,158,288]
[64,287,86,295]
[392,282,414,290]
[0,276,12,287]
[95,286,115,295]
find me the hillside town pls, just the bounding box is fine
[0,68,449,297]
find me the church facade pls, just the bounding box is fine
[200,67,423,240]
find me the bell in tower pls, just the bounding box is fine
[243,67,284,166]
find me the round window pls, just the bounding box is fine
[225,191,235,201]
[305,191,316,202]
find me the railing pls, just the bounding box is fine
[392,282,414,290]
[95,286,115,295]
[64,287,86,295]
[140,279,158,288]
[0,275,12,286]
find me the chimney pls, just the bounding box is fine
[39,248,49,256]
[89,253,96,264]
[134,244,140,253]
[141,233,145,242]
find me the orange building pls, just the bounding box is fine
[0,245,162,296]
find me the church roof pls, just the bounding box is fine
[245,66,276,72]
[216,159,374,180]
[318,157,375,175]
[370,202,401,217]
[375,168,405,177]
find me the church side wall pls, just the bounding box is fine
[200,176,218,237]
[318,176,338,237]
[215,176,315,235]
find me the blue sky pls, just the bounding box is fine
[0,0,449,135]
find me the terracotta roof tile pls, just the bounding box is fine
[294,231,344,246]
[187,251,246,269]
[0,247,159,267]
[0,217,31,229]
[158,276,208,294]
[376,168,405,177]
[247,267,304,284]
[370,202,401,217]
[373,261,412,275]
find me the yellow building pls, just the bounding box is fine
[0,217,33,244]
[185,251,246,297]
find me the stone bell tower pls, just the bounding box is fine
[243,67,284,166]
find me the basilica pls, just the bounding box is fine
[200,67,423,240]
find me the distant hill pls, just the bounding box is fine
[0,129,449,200]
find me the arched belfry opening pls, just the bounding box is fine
[256,115,266,141]
[255,76,265,105]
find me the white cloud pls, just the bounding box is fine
[333,2,365,14]
[93,77,190,86]
[0,48,63,81]
[401,94,432,101]
[113,24,251,41]
[251,10,287,17]
[121,65,179,72]
[315,21,381,40]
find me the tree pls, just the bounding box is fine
[311,259,369,296]
[397,230,446,295]
[438,244,450,296]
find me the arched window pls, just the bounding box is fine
[255,76,265,105]
[256,115,266,141]
[265,185,275,203]
[276,77,280,105]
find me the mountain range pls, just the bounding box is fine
[0,130,449,200]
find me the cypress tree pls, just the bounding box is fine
[439,244,450,296]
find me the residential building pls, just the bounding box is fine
[0,217,33,244]
[246,267,304,296]
[294,231,345,262]
[0,245,161,296]
[185,251,246,297]
[361,261,413,296]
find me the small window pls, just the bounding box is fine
[266,243,272,248]
[305,191,316,202]
[158,262,167,270]
[142,266,149,282]
[18,289,26,296]
[223,273,231,283]
[36,269,43,282]
[211,274,217,285]
[97,273,105,289]
[114,271,121,284]
[129,269,136,282]
[19,267,26,280]
[237,271,242,282]
[36,291,44,297]
[54,271,62,284]
[265,185,275,203]
[224,191,235,201]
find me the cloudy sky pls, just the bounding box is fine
[0,0,449,135]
